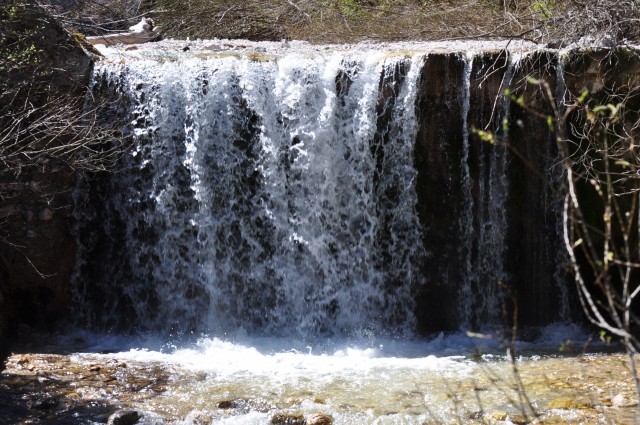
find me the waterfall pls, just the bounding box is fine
[456,52,476,328]
[455,51,513,330]
[553,54,572,323]
[75,49,427,337]
[73,41,574,338]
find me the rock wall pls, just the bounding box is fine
[415,46,640,335]
[0,5,95,362]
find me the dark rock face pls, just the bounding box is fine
[413,53,468,332]
[0,4,95,363]
[414,47,640,335]
[270,412,307,425]
[503,51,572,329]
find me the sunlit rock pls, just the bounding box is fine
[611,393,637,407]
[307,413,333,425]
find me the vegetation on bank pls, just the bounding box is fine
[37,0,640,45]
[0,1,129,362]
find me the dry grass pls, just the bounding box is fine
[146,0,639,44]
[37,0,640,44]
[149,0,545,43]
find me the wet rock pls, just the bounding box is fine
[466,411,482,419]
[89,364,101,372]
[216,399,236,409]
[216,398,273,413]
[191,412,213,424]
[508,414,530,425]
[107,409,141,425]
[38,208,54,221]
[32,396,59,410]
[271,412,306,425]
[17,354,30,364]
[307,413,333,425]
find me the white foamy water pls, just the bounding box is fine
[59,324,604,425]
[76,41,435,337]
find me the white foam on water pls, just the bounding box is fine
[57,324,607,425]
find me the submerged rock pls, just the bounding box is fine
[31,396,59,410]
[216,397,274,413]
[547,397,595,410]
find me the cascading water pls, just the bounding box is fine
[74,47,428,337]
[73,40,576,339]
[459,53,514,327]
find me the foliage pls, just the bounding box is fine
[0,2,43,75]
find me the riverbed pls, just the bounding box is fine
[1,330,638,424]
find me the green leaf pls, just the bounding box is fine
[546,116,554,132]
[473,128,495,144]
[577,89,589,104]
[502,118,509,133]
